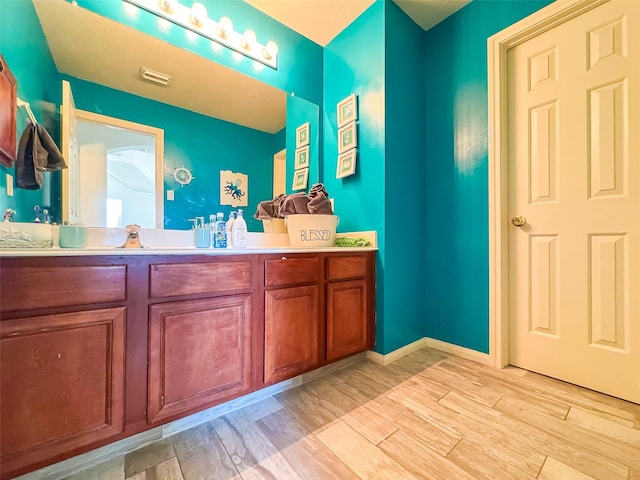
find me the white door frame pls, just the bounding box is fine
[487,0,609,368]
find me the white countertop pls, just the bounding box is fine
[0,229,378,257]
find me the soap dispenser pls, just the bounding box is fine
[192,217,210,248]
[226,211,236,248]
[231,209,247,248]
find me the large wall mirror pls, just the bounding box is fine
[30,0,320,230]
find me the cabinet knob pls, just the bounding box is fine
[281,256,287,260]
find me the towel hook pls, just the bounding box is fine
[16,97,38,125]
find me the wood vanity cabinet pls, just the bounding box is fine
[0,250,375,479]
[326,255,375,361]
[263,256,321,384]
[146,259,254,424]
[0,258,128,478]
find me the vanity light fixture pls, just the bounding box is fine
[122,0,278,69]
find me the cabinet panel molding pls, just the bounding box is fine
[0,308,126,477]
[264,257,319,287]
[327,255,367,280]
[150,261,252,298]
[327,280,368,361]
[1,265,126,312]
[264,285,319,383]
[148,295,252,423]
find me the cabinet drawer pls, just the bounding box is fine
[1,266,126,311]
[327,256,367,280]
[264,257,319,287]
[150,261,252,298]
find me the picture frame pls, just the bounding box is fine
[292,167,309,191]
[294,145,310,170]
[296,122,310,148]
[338,121,357,154]
[336,149,357,179]
[337,93,357,128]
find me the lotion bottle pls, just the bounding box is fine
[225,211,236,248]
[231,209,247,248]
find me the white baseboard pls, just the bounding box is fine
[366,338,428,366]
[367,337,492,366]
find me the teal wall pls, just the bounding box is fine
[323,2,387,351]
[383,1,426,353]
[0,0,61,223]
[65,76,282,231]
[286,95,320,192]
[423,0,553,353]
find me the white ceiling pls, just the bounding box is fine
[246,0,471,46]
[32,0,470,132]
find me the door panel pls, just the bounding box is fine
[508,0,639,403]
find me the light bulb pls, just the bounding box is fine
[158,0,177,14]
[241,29,257,50]
[263,40,278,60]
[217,16,233,39]
[189,2,207,27]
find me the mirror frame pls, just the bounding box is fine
[62,109,165,229]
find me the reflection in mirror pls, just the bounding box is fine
[72,112,163,228]
[26,0,320,230]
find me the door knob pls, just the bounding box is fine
[511,216,526,226]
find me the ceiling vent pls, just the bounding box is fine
[139,67,171,86]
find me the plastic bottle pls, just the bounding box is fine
[231,209,247,248]
[225,211,236,248]
[213,212,227,248]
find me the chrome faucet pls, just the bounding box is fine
[118,224,146,249]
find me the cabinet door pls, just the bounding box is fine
[264,285,319,384]
[1,308,126,478]
[148,295,252,424]
[327,279,368,361]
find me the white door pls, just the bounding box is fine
[61,79,79,224]
[273,148,286,196]
[508,0,639,403]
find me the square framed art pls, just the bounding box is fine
[338,121,357,154]
[292,168,309,191]
[336,149,357,179]
[294,145,310,169]
[337,93,357,128]
[296,122,310,148]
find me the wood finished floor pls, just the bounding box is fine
[63,347,640,480]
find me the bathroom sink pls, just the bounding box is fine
[0,222,53,248]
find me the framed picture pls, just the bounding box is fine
[296,122,310,148]
[338,121,357,154]
[292,168,309,191]
[336,149,357,179]
[294,145,310,170]
[337,93,357,128]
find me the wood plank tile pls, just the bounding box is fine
[275,384,339,433]
[538,457,598,480]
[385,387,546,477]
[124,439,176,478]
[494,397,637,475]
[302,376,362,417]
[399,373,449,401]
[257,409,359,480]
[172,423,239,480]
[211,413,300,480]
[126,457,184,480]
[365,392,461,456]
[442,391,630,480]
[63,456,125,480]
[437,361,571,419]
[630,469,640,480]
[234,396,283,423]
[340,404,398,445]
[315,420,418,480]
[379,430,475,480]
[419,364,503,407]
[323,375,379,405]
[566,406,640,446]
[446,439,535,480]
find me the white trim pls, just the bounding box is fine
[487,0,608,368]
[422,338,493,365]
[367,337,492,366]
[367,338,428,366]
